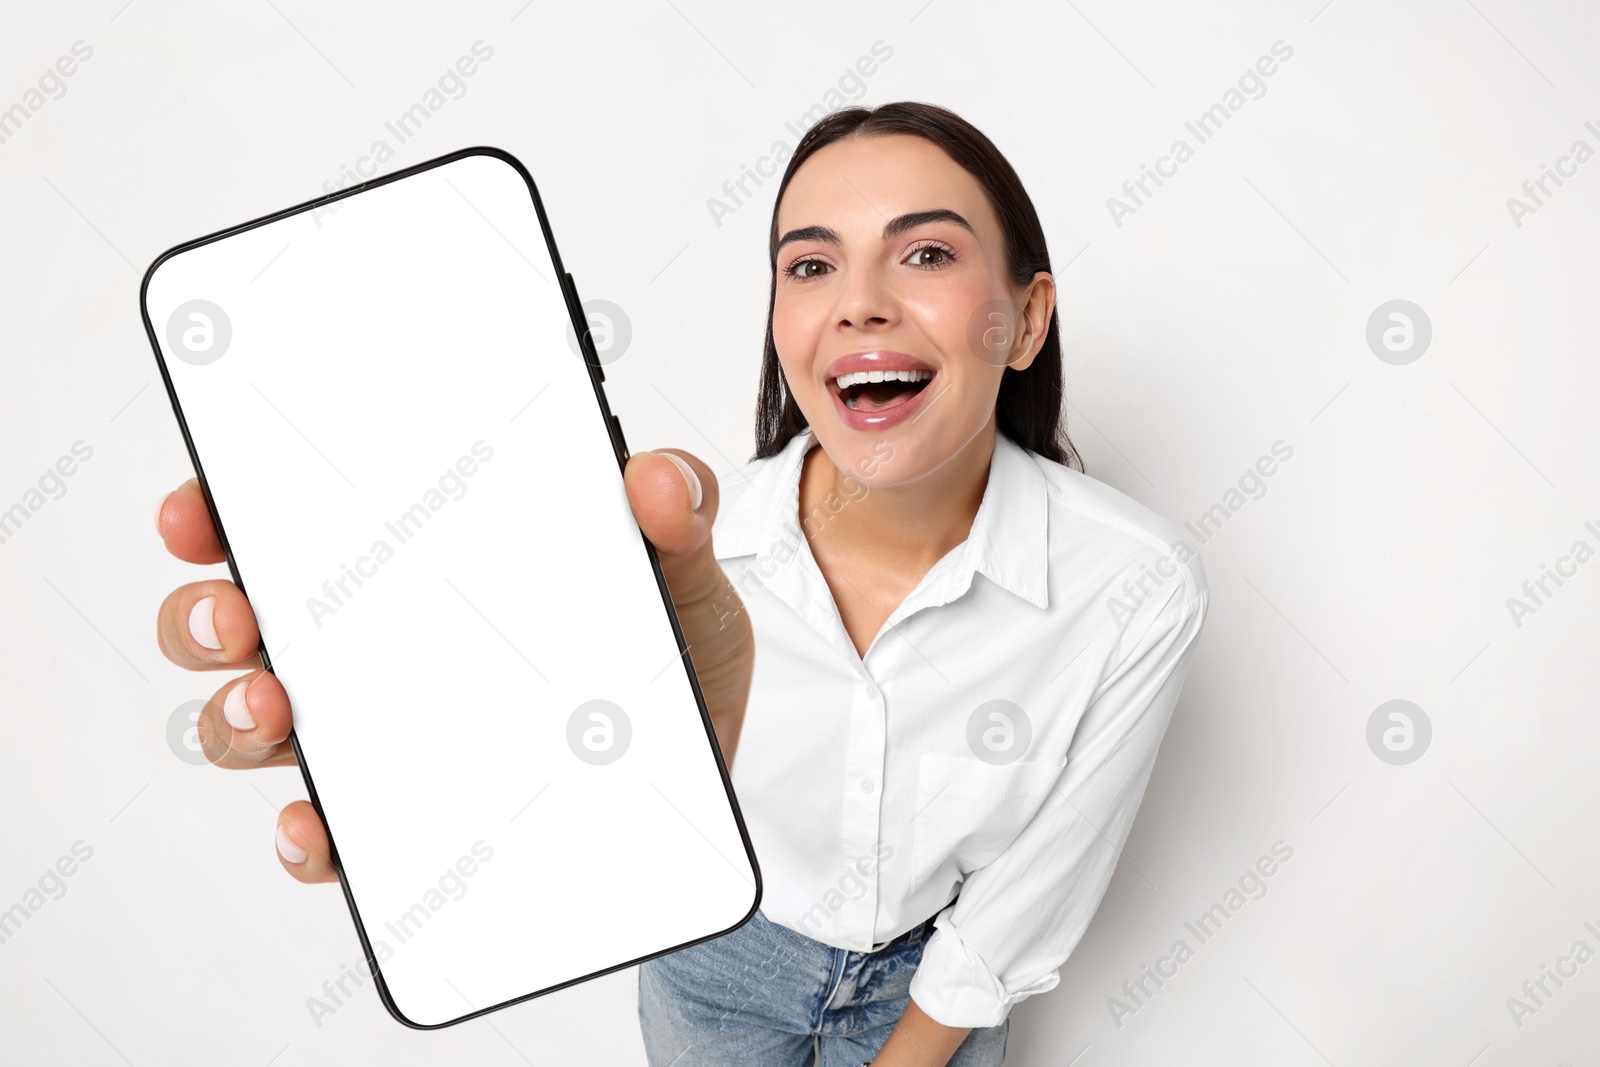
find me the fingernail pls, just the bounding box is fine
[189,596,223,650]
[658,452,703,511]
[223,678,257,730]
[276,825,309,865]
[155,496,166,536]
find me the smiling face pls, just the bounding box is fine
[771,132,1054,488]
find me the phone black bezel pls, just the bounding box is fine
[138,145,762,1030]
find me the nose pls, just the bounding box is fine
[834,262,898,331]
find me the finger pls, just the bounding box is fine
[276,801,339,884]
[157,579,262,670]
[195,669,296,770]
[158,478,225,565]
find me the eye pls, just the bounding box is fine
[905,242,958,269]
[782,257,834,281]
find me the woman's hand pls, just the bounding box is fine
[155,448,753,885]
[869,999,972,1067]
[621,450,754,767]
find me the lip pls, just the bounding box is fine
[824,350,940,433]
[824,350,936,381]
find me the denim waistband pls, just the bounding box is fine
[867,913,937,954]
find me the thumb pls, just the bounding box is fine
[622,449,727,614]
[621,448,752,762]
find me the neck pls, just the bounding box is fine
[800,421,996,572]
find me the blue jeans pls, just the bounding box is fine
[638,908,1009,1066]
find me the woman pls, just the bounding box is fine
[155,103,1207,1066]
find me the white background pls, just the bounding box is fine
[1,0,1597,1063]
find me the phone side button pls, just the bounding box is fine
[565,271,605,383]
[610,414,628,455]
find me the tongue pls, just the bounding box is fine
[853,382,917,412]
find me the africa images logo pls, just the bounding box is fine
[165,300,232,366]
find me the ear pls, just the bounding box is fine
[1006,271,1056,373]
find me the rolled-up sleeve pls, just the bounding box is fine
[908,583,1209,1028]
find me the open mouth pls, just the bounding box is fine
[833,369,935,412]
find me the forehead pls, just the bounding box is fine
[777,133,999,239]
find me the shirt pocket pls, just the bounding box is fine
[910,751,1067,888]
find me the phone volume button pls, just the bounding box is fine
[610,414,628,454]
[565,271,605,383]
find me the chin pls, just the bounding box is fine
[809,420,971,492]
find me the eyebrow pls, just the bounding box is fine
[775,208,975,254]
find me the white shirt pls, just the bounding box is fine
[712,427,1209,1029]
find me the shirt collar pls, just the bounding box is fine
[715,428,1050,611]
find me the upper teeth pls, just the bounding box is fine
[835,369,933,389]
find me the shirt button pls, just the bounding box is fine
[864,683,880,700]
[859,777,875,794]
[852,936,870,950]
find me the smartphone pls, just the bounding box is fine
[140,147,761,1028]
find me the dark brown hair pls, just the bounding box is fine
[752,101,1081,471]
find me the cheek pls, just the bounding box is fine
[903,288,1009,428]
[902,277,997,362]
[772,296,821,388]
[943,363,1007,434]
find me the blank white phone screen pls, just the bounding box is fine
[143,149,759,1028]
